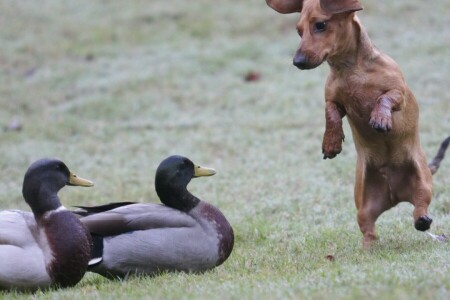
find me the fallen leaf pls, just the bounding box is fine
[244,71,261,82]
[325,255,335,262]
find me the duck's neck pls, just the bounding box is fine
[25,187,62,219]
[157,186,200,212]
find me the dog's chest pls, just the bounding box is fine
[329,74,382,120]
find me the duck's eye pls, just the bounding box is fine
[313,22,327,33]
[55,163,66,171]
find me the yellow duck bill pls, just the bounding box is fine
[193,164,216,177]
[69,172,94,187]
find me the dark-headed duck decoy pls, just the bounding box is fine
[0,159,94,291]
[75,155,234,279]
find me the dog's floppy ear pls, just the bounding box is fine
[320,0,363,14]
[266,0,304,14]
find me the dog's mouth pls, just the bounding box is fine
[295,64,316,70]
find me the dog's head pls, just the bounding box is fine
[266,0,363,69]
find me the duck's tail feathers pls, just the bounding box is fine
[89,257,102,266]
[73,201,138,216]
[88,233,104,268]
[429,136,450,175]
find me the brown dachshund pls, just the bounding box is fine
[266,0,449,248]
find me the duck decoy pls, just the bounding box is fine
[0,159,94,291]
[75,155,234,279]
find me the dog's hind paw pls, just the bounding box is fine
[415,215,433,231]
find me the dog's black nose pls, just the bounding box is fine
[293,53,308,69]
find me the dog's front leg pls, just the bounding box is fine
[369,89,403,132]
[322,101,346,159]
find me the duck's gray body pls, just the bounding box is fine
[81,201,234,278]
[0,207,92,290]
[0,210,52,290]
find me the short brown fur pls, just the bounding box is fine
[266,0,449,248]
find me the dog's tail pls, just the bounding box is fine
[429,136,450,175]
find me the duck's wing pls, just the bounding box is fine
[73,202,137,216]
[79,203,198,237]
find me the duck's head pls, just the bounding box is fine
[155,155,215,211]
[22,158,94,218]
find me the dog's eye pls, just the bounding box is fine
[313,22,327,33]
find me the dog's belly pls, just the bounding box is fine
[378,164,420,203]
[346,113,420,167]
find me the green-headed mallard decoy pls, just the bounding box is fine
[0,159,94,291]
[75,155,234,279]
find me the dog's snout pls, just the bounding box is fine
[293,53,308,69]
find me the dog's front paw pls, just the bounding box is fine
[369,108,392,132]
[322,132,344,159]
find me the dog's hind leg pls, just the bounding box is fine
[410,160,433,231]
[385,160,433,232]
[355,162,391,249]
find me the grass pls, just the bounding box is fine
[0,0,449,299]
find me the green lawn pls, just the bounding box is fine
[1,0,449,299]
